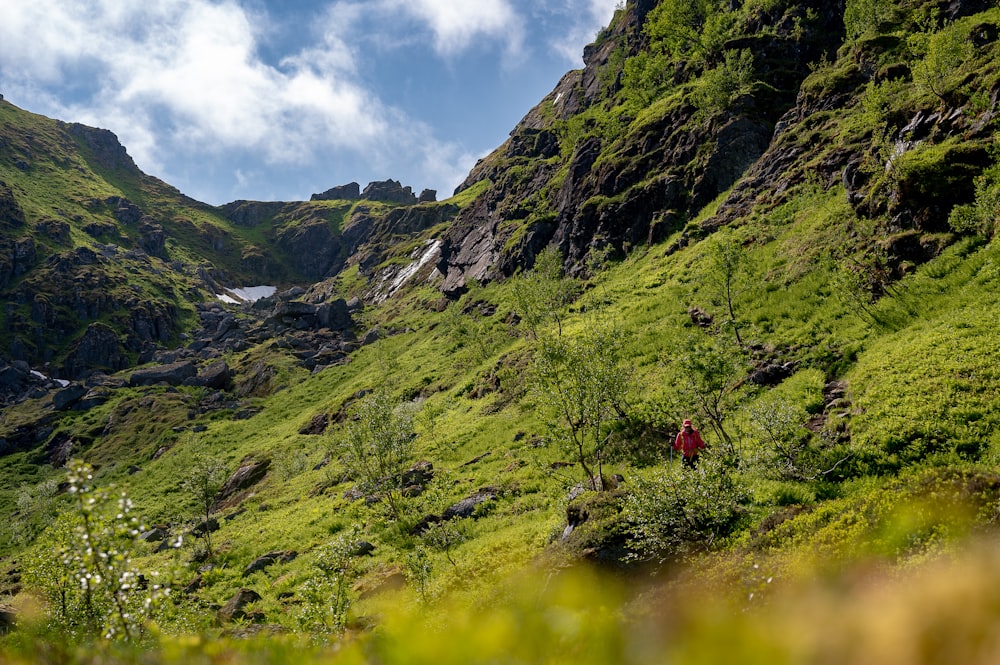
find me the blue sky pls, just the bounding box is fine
[0,0,618,205]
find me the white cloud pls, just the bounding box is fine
[547,0,620,64]
[382,0,524,57]
[0,0,487,204]
[0,0,597,205]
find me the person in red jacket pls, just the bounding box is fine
[674,419,705,468]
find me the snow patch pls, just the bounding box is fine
[31,369,69,387]
[216,285,277,304]
[375,240,443,303]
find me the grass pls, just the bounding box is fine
[6,0,1000,660]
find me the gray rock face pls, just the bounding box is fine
[311,182,361,201]
[105,196,143,225]
[274,219,342,279]
[218,200,286,228]
[438,2,847,292]
[64,123,138,172]
[0,236,36,289]
[0,181,25,228]
[62,323,130,380]
[138,220,167,257]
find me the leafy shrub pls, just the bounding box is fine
[21,460,172,642]
[844,0,896,41]
[623,456,752,563]
[691,49,756,115]
[949,161,1000,240]
[296,527,360,635]
[911,21,973,101]
[334,389,416,520]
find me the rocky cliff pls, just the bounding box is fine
[432,0,998,295]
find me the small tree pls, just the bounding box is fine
[297,527,360,634]
[912,23,972,102]
[336,389,415,520]
[443,280,504,367]
[512,246,631,490]
[692,48,756,115]
[704,230,755,348]
[949,161,1000,239]
[744,393,813,481]
[844,0,895,41]
[180,454,228,559]
[23,460,170,641]
[531,321,632,490]
[509,245,579,339]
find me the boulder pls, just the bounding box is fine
[62,322,129,380]
[299,413,329,435]
[138,220,166,257]
[409,514,442,536]
[316,299,353,331]
[140,527,168,542]
[0,603,16,634]
[190,360,232,390]
[213,458,271,510]
[191,518,220,537]
[217,589,262,624]
[129,361,198,387]
[351,540,376,557]
[52,383,87,410]
[0,181,26,228]
[242,550,298,577]
[442,489,498,521]
[46,436,75,468]
[401,460,434,488]
[76,387,112,411]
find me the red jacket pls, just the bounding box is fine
[674,429,705,457]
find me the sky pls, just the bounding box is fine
[0,0,619,206]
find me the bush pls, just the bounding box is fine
[623,456,751,563]
[21,460,172,642]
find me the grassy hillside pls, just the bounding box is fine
[3,0,1000,662]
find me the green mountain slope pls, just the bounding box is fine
[3,0,1000,661]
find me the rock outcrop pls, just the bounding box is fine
[361,179,418,205]
[311,182,361,201]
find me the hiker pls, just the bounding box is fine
[673,418,705,469]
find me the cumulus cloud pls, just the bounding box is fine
[0,1,384,161]
[547,0,621,64]
[0,0,477,201]
[382,0,524,56]
[0,0,613,204]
